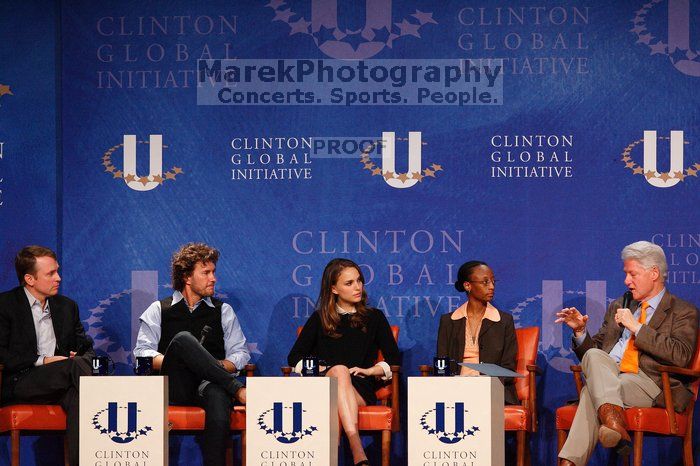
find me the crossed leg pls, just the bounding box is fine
[326,365,367,464]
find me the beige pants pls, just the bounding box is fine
[559,349,661,466]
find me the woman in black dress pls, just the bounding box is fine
[288,258,400,466]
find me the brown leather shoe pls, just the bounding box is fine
[597,403,631,454]
[559,458,576,466]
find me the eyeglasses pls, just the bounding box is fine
[468,279,497,286]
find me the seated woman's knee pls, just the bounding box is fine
[326,365,351,379]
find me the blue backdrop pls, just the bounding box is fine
[1,0,700,464]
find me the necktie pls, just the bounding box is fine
[619,301,649,374]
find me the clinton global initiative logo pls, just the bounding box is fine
[101,134,184,191]
[257,402,317,443]
[359,132,443,189]
[266,0,437,59]
[92,402,153,444]
[420,402,479,444]
[620,131,699,188]
[631,0,700,77]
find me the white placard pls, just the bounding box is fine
[408,377,504,466]
[247,377,338,466]
[80,376,168,466]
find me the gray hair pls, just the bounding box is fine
[621,241,667,280]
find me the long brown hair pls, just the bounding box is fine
[317,258,369,338]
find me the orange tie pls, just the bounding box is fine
[619,301,649,374]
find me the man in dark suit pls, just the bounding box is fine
[0,246,93,466]
[555,241,698,466]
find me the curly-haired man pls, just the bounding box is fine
[134,243,249,466]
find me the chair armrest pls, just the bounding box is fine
[526,364,542,432]
[244,364,256,377]
[281,366,292,377]
[390,365,401,432]
[658,365,700,378]
[418,364,431,377]
[660,371,679,434]
[570,365,584,396]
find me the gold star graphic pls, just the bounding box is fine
[363,162,374,170]
[124,174,136,182]
[105,166,115,173]
[383,171,395,180]
[423,168,436,177]
[152,174,164,184]
[686,167,698,177]
[360,155,370,162]
[172,167,183,174]
[139,176,150,186]
[0,84,13,97]
[102,160,111,167]
[112,170,123,179]
[397,173,409,182]
[371,167,382,176]
[674,171,686,181]
[633,167,644,175]
[622,156,631,162]
[658,172,671,182]
[412,171,424,182]
[165,172,177,180]
[625,161,635,168]
[431,163,443,171]
[102,155,110,161]
[644,171,656,180]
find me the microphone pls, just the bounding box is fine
[619,291,633,327]
[622,291,632,309]
[199,325,212,345]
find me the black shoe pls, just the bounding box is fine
[354,461,370,466]
[615,439,632,457]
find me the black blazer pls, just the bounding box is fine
[436,307,519,405]
[0,286,93,400]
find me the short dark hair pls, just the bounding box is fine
[454,260,489,292]
[15,246,57,286]
[171,243,220,291]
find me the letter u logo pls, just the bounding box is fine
[643,130,684,188]
[92,359,100,371]
[382,132,422,189]
[123,134,163,192]
[108,402,138,435]
[311,0,392,59]
[435,359,447,371]
[304,360,315,370]
[273,402,303,444]
[435,402,465,444]
[667,0,700,77]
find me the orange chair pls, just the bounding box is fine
[283,326,400,466]
[167,363,255,466]
[0,364,70,466]
[419,326,541,466]
[556,329,700,466]
[0,363,253,466]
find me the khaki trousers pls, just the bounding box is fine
[559,349,661,466]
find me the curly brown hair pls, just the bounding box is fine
[171,243,220,291]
